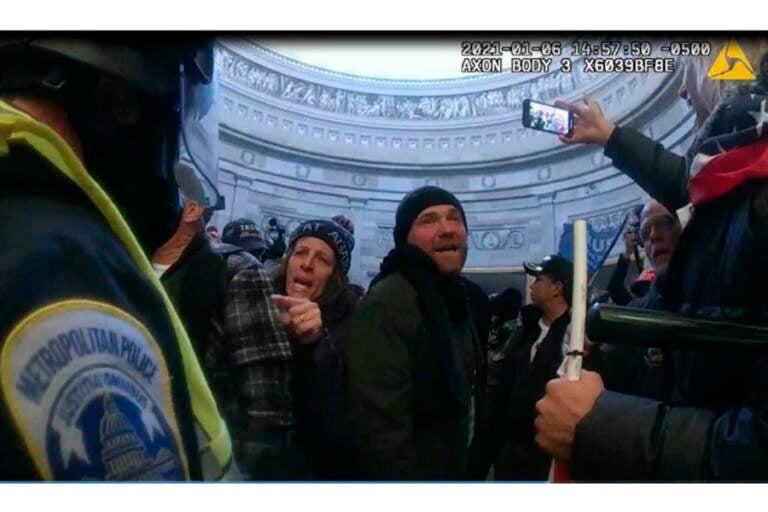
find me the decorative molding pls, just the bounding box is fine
[215,46,604,122]
[469,228,526,251]
[227,93,676,160]
[481,175,496,189]
[241,150,254,165]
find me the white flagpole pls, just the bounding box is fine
[549,219,588,482]
[565,219,588,380]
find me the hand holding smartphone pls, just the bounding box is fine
[523,99,574,137]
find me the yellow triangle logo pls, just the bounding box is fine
[707,40,756,80]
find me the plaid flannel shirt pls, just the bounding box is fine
[223,267,298,478]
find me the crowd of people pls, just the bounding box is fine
[3,37,768,482]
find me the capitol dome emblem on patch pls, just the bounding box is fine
[1,300,189,480]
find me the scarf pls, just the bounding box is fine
[371,244,475,411]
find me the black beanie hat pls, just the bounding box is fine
[393,185,467,247]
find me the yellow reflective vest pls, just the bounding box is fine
[0,99,235,480]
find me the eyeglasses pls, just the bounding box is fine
[640,214,678,243]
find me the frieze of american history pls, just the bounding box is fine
[214,45,628,122]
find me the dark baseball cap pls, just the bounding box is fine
[524,254,573,286]
[222,217,266,253]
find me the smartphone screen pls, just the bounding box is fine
[523,99,573,136]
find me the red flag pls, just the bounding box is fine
[689,139,768,206]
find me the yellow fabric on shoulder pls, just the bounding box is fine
[0,99,234,480]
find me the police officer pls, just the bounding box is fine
[0,39,235,480]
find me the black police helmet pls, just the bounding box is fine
[0,38,215,254]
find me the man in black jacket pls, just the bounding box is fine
[468,255,573,480]
[344,186,485,480]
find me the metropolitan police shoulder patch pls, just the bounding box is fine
[1,300,189,480]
